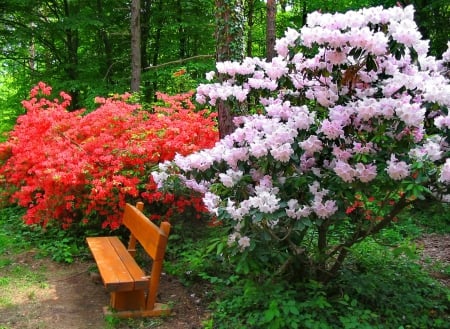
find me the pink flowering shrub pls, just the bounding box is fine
[154,6,450,281]
[0,82,218,229]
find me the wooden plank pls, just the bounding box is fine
[86,237,148,292]
[111,290,145,311]
[86,237,134,291]
[122,204,169,260]
[108,237,149,290]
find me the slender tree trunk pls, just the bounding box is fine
[29,24,36,71]
[63,0,80,108]
[141,0,152,70]
[176,0,187,58]
[301,0,307,27]
[266,0,277,61]
[131,0,141,92]
[246,0,254,57]
[148,0,164,99]
[96,0,113,84]
[215,0,245,138]
[141,0,153,101]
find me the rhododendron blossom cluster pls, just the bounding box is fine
[154,6,449,279]
[0,83,218,229]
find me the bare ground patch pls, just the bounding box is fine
[0,250,208,329]
[417,233,450,288]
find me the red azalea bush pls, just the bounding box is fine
[0,82,218,229]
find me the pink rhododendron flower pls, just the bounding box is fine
[237,236,251,250]
[270,143,294,162]
[355,163,378,183]
[318,119,345,140]
[299,135,323,154]
[386,154,410,180]
[312,199,338,219]
[334,160,357,183]
[439,159,450,183]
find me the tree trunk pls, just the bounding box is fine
[131,0,141,92]
[177,0,187,58]
[141,0,152,70]
[96,0,113,84]
[63,0,80,109]
[301,0,307,27]
[215,0,244,137]
[266,0,277,61]
[246,0,254,57]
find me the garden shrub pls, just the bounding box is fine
[154,5,450,283]
[0,82,218,229]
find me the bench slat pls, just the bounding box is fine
[123,204,168,261]
[107,237,149,290]
[86,237,149,292]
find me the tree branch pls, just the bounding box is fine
[326,194,412,279]
[143,55,214,71]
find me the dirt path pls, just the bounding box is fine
[417,233,450,288]
[0,251,208,329]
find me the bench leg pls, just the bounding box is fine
[104,303,171,318]
[110,290,146,311]
[108,290,171,318]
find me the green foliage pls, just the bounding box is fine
[0,206,94,264]
[164,219,232,287]
[0,0,216,112]
[409,202,450,234]
[35,226,82,263]
[0,75,26,142]
[1,195,449,327]
[104,314,163,329]
[0,207,29,253]
[159,203,450,328]
[205,236,449,329]
[337,237,450,328]
[144,61,215,98]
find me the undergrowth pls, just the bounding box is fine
[0,206,111,263]
[1,204,449,328]
[165,205,450,329]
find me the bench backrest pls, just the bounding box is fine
[122,202,170,261]
[122,202,171,310]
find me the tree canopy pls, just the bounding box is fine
[0,0,448,125]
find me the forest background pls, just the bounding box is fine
[1,0,449,138]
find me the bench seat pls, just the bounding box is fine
[86,236,149,292]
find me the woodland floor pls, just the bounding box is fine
[0,250,210,329]
[0,233,449,329]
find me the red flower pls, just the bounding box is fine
[0,84,218,229]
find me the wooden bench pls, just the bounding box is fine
[86,202,171,318]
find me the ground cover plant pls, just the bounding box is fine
[0,84,218,230]
[163,206,450,329]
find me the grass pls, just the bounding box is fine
[0,263,48,305]
[0,210,50,310]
